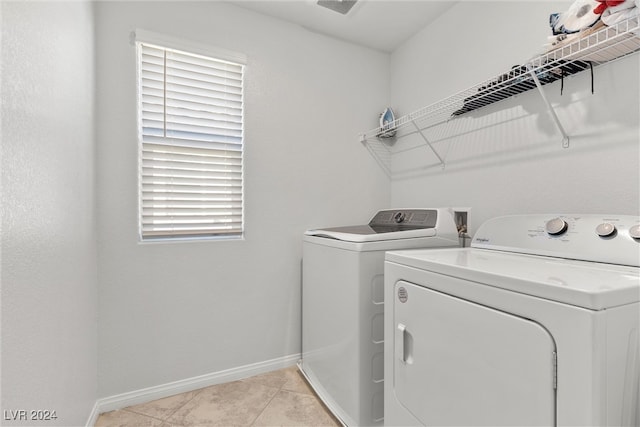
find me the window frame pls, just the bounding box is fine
[134,30,246,242]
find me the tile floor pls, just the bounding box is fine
[95,366,340,427]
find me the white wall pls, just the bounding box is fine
[390,1,640,232]
[95,1,390,397]
[8,0,633,418]
[1,2,98,426]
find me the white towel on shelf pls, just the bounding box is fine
[603,0,636,14]
[601,3,639,26]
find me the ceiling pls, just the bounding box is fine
[226,1,458,53]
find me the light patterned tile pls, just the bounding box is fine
[167,380,279,426]
[241,365,314,395]
[252,389,340,427]
[124,390,199,421]
[95,409,164,427]
[240,367,290,390]
[97,368,335,427]
[280,366,315,396]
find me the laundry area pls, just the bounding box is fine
[1,0,639,426]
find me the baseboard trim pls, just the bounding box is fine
[85,401,100,427]
[89,353,301,425]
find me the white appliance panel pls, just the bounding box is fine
[385,248,639,310]
[301,243,386,426]
[301,208,460,426]
[471,214,640,267]
[384,214,640,427]
[393,281,556,426]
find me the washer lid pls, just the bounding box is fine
[305,208,440,242]
[306,226,437,242]
[386,248,640,310]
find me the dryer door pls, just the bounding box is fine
[393,280,556,426]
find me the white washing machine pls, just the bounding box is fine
[384,214,640,427]
[299,208,460,426]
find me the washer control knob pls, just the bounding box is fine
[545,217,568,236]
[393,212,406,223]
[629,224,640,240]
[595,222,616,237]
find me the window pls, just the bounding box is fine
[136,38,244,240]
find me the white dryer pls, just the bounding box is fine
[299,208,460,426]
[384,214,640,426]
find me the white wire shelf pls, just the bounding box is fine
[360,16,640,175]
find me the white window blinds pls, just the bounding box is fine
[137,42,244,240]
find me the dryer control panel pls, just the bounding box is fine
[472,214,640,267]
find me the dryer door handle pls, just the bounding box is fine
[397,323,413,364]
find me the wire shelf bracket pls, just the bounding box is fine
[527,64,571,148]
[411,119,446,168]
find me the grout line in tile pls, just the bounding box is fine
[120,408,168,424]
[288,380,343,426]
[102,367,338,427]
[248,373,288,427]
[160,389,202,422]
[121,387,203,425]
